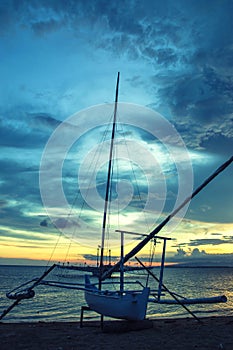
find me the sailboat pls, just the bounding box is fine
[81,72,230,321]
[83,72,151,321]
[0,73,232,323]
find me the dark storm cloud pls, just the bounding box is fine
[0,159,39,194]
[0,111,59,148]
[167,247,233,266]
[30,113,61,129]
[83,253,118,262]
[0,228,47,241]
[187,159,233,223]
[0,199,8,207]
[172,235,233,251]
[189,237,233,246]
[1,202,38,232]
[0,242,43,249]
[83,254,100,262]
[31,18,63,36]
[40,219,48,227]
[0,158,38,183]
[1,0,231,162]
[0,198,58,240]
[0,158,46,235]
[200,134,233,155]
[0,119,40,149]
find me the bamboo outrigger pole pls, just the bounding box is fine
[101,155,233,280]
[135,257,201,322]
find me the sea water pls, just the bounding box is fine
[0,265,232,322]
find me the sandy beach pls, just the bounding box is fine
[1,316,233,350]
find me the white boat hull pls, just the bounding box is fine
[85,276,150,321]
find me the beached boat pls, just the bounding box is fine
[1,73,232,323]
[82,73,151,320]
[80,73,230,321]
[85,275,150,321]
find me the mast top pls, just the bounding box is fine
[115,72,120,104]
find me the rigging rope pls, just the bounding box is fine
[46,114,115,269]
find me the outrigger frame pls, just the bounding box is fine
[0,142,232,322]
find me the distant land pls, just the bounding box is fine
[0,258,52,266]
[0,257,233,268]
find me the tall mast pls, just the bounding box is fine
[99,72,120,287]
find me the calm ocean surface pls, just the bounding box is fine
[0,265,232,322]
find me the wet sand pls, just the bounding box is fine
[1,316,233,350]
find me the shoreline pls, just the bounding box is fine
[1,315,233,350]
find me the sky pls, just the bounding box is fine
[0,0,233,266]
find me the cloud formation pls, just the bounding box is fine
[0,0,232,264]
[169,247,233,267]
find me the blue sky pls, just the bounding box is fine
[0,0,232,266]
